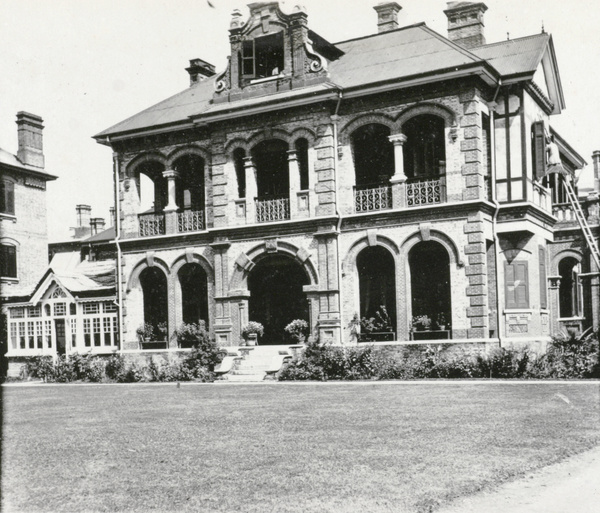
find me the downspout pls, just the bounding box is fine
[490,80,503,348]
[110,140,124,352]
[332,90,344,343]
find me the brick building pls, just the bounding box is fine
[1,112,57,298]
[92,1,599,354]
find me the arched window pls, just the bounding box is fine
[559,258,583,318]
[403,115,446,179]
[295,138,309,191]
[356,246,396,340]
[139,267,168,339]
[351,124,394,188]
[251,139,289,199]
[178,264,209,326]
[173,154,205,211]
[409,241,451,334]
[233,148,246,198]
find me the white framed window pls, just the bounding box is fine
[83,303,100,315]
[54,303,66,316]
[83,318,91,347]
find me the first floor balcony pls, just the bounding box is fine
[256,196,290,223]
[178,209,205,232]
[138,212,165,237]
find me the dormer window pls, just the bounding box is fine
[242,32,284,80]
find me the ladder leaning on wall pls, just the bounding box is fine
[563,178,600,270]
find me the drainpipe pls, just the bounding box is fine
[332,90,344,343]
[110,140,124,353]
[490,80,503,348]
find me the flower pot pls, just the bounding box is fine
[245,333,258,346]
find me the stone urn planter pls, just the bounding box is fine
[241,321,264,346]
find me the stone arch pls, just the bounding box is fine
[230,241,318,290]
[290,127,317,146]
[343,234,399,273]
[166,145,211,168]
[396,103,457,130]
[401,229,462,268]
[551,248,583,271]
[224,137,251,154]
[247,128,292,149]
[125,151,168,177]
[127,256,170,292]
[339,113,395,145]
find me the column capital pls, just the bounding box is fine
[243,156,255,168]
[388,133,407,145]
[287,149,298,161]
[162,169,179,180]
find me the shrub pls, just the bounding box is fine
[284,319,309,344]
[70,353,106,382]
[105,355,126,380]
[22,356,54,381]
[531,331,599,379]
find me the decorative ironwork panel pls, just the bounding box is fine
[354,185,392,213]
[256,197,290,223]
[138,213,165,237]
[178,209,205,232]
[406,178,442,207]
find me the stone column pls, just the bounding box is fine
[389,133,407,209]
[288,150,300,219]
[162,169,179,234]
[244,157,257,224]
[548,275,561,336]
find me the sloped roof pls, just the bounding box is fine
[95,24,560,140]
[86,226,116,243]
[0,147,57,180]
[471,33,549,77]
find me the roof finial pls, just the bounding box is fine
[541,20,545,33]
[506,31,510,40]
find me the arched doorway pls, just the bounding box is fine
[409,241,451,332]
[248,255,309,345]
[139,267,168,337]
[356,246,396,339]
[558,257,582,318]
[178,263,209,326]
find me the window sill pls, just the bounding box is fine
[0,213,17,222]
[503,309,533,314]
[558,317,584,322]
[249,73,285,85]
[1,277,19,283]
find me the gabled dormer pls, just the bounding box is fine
[213,2,343,102]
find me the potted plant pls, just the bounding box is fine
[136,322,155,343]
[412,315,432,332]
[241,321,264,346]
[157,321,168,341]
[435,313,448,331]
[285,319,309,344]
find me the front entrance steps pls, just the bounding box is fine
[216,344,303,382]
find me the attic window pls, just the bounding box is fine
[242,32,284,80]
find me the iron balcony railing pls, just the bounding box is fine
[256,196,290,223]
[406,177,443,207]
[354,184,392,213]
[178,209,205,232]
[138,212,165,237]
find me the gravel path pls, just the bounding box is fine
[438,445,600,513]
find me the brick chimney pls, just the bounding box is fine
[186,58,216,85]
[90,217,106,236]
[16,112,44,168]
[374,2,402,34]
[444,2,488,49]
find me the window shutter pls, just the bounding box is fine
[531,121,546,181]
[505,261,529,309]
[539,247,547,309]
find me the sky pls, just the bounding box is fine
[1,0,599,241]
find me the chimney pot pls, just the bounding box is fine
[444,2,488,49]
[16,111,45,168]
[186,58,216,86]
[374,2,402,34]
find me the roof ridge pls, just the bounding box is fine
[475,32,550,49]
[333,22,426,46]
[417,23,483,63]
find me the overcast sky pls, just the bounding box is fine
[1,0,599,241]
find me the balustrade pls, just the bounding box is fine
[406,177,443,207]
[177,209,205,232]
[354,184,392,213]
[138,212,165,237]
[255,197,290,223]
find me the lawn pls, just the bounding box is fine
[2,382,599,513]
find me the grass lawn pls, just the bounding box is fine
[2,382,599,513]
